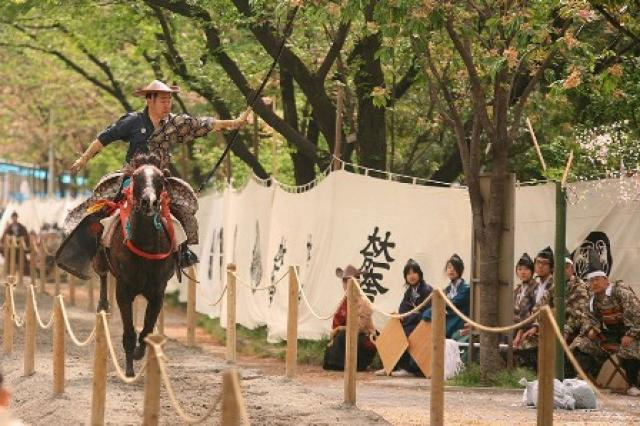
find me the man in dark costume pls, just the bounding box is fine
[58,80,250,278]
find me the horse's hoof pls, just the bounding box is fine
[133,345,146,361]
[96,300,110,314]
[126,368,135,378]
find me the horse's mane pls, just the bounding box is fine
[124,152,162,175]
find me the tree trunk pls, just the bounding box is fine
[281,70,316,185]
[350,1,386,171]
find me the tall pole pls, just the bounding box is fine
[554,181,566,380]
[332,82,344,171]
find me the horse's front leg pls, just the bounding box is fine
[116,284,136,377]
[133,293,163,360]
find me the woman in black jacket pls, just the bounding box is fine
[376,258,433,376]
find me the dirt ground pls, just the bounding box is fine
[1,281,639,425]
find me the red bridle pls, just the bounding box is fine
[119,167,176,261]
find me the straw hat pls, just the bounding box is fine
[133,80,180,97]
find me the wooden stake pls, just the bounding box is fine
[52,296,65,396]
[526,117,547,172]
[3,284,13,354]
[286,265,299,379]
[90,313,108,426]
[561,151,574,188]
[9,236,17,280]
[142,335,165,426]
[187,265,197,347]
[28,242,37,286]
[18,237,24,286]
[54,265,60,296]
[39,242,47,293]
[430,290,446,426]
[2,236,8,280]
[343,278,359,405]
[24,285,36,376]
[226,264,237,363]
[221,369,244,426]
[537,308,556,426]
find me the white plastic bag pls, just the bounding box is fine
[563,378,597,409]
[519,378,576,410]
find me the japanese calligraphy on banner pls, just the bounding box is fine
[173,172,640,342]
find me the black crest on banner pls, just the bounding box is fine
[572,231,612,279]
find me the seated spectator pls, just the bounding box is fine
[375,259,433,377]
[512,253,537,348]
[422,254,470,339]
[571,250,640,396]
[323,265,377,372]
[0,371,25,426]
[515,246,555,369]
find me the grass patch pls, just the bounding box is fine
[447,363,536,388]
[166,291,327,365]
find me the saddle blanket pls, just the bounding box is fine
[99,210,187,250]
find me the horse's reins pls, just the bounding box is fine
[197,4,301,193]
[119,169,176,260]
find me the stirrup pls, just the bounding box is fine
[179,244,199,269]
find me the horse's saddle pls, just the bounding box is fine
[57,171,198,280]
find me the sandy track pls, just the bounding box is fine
[0,284,385,425]
[1,282,639,425]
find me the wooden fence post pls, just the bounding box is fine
[343,278,359,406]
[18,237,24,286]
[2,236,8,279]
[187,265,197,347]
[430,290,446,426]
[39,241,47,293]
[221,369,245,426]
[226,264,237,363]
[28,241,37,286]
[537,307,555,426]
[142,335,165,426]
[52,296,65,395]
[90,313,108,426]
[286,265,299,379]
[9,236,17,280]
[24,285,36,376]
[3,284,13,354]
[54,265,60,296]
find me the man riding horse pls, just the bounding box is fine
[57,80,251,279]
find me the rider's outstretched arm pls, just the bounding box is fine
[212,107,252,132]
[71,139,104,173]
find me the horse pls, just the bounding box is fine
[93,153,176,377]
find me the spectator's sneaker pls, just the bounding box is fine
[390,369,413,377]
[627,386,640,396]
[374,368,387,376]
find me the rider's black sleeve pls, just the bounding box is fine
[97,112,139,146]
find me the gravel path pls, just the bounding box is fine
[1,281,639,425]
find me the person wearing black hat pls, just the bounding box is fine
[422,254,470,339]
[322,265,377,372]
[512,253,536,348]
[514,246,556,369]
[570,250,640,396]
[375,259,433,377]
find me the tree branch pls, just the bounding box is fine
[316,22,350,81]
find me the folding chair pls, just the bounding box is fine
[600,343,629,389]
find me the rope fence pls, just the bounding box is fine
[2,261,637,425]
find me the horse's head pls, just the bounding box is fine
[129,153,166,217]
